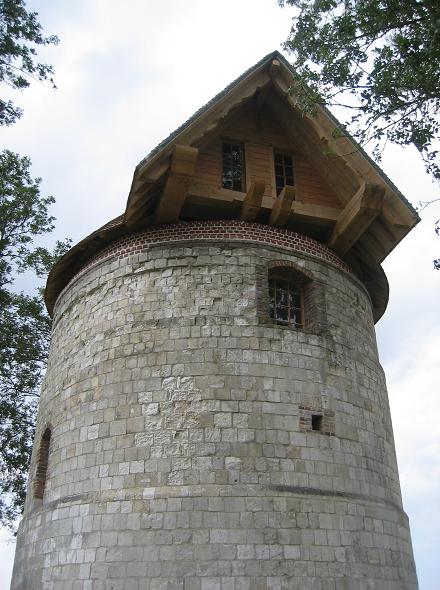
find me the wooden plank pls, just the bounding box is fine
[244,142,274,199]
[188,181,244,202]
[327,182,385,255]
[240,180,266,221]
[291,201,341,223]
[154,145,198,224]
[269,186,296,227]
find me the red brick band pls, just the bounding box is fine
[72,221,353,284]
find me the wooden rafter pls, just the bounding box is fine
[240,180,266,221]
[154,145,198,225]
[328,182,385,256]
[269,186,296,227]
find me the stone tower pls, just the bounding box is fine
[12,52,419,589]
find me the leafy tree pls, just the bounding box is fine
[0,291,51,528]
[278,0,440,181]
[0,0,58,125]
[0,150,71,531]
[0,2,68,531]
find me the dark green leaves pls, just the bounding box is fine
[0,0,59,125]
[0,151,70,531]
[0,2,66,531]
[279,0,440,181]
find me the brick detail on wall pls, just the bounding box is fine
[32,427,51,500]
[70,221,352,289]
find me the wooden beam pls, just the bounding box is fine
[240,180,266,221]
[154,145,198,224]
[269,186,296,227]
[327,182,385,255]
[291,201,341,223]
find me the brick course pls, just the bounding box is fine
[63,221,352,303]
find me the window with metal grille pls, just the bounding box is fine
[274,152,294,195]
[222,141,244,191]
[269,277,303,328]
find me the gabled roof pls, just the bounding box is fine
[45,50,420,320]
[136,51,416,214]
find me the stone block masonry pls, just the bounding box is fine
[11,222,417,589]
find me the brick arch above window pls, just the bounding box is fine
[267,261,314,284]
[32,427,52,500]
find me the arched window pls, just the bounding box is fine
[268,277,303,328]
[33,427,51,499]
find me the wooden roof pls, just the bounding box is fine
[45,51,419,321]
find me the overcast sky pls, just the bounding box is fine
[1,1,439,589]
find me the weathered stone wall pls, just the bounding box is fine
[12,224,417,589]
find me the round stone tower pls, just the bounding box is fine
[11,52,419,589]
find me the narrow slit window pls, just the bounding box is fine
[274,152,294,195]
[222,141,244,192]
[33,428,51,499]
[269,277,303,328]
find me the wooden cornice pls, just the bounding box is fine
[328,182,385,256]
[154,145,199,225]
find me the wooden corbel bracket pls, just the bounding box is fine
[240,180,266,222]
[269,185,296,227]
[328,181,385,256]
[154,145,199,224]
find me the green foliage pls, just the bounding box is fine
[0,2,67,530]
[1,0,62,531]
[0,0,58,125]
[0,149,70,531]
[279,0,440,181]
[0,150,55,285]
[0,291,51,529]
